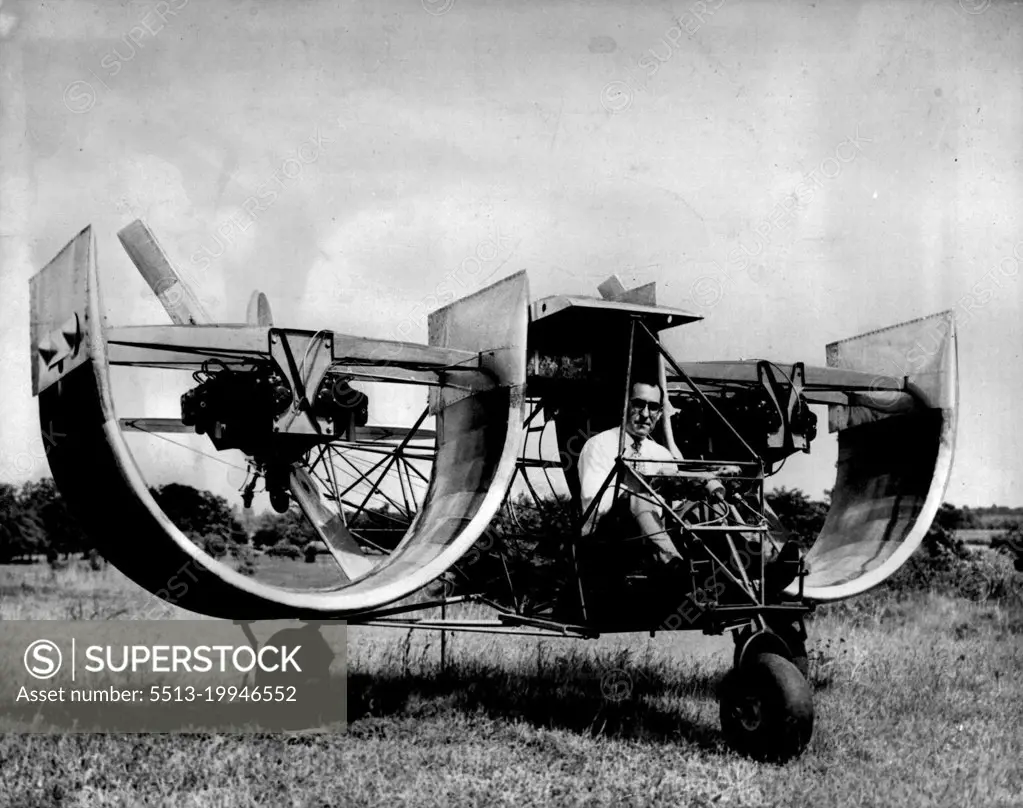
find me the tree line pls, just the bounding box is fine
[0,478,1016,567]
[0,480,339,564]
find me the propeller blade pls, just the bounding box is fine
[288,466,375,583]
[118,219,211,326]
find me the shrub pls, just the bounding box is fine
[47,553,69,571]
[252,527,280,550]
[882,518,1023,608]
[765,487,829,548]
[992,525,1023,570]
[266,540,302,560]
[233,543,257,576]
[87,548,104,571]
[203,534,228,559]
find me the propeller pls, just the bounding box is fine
[287,466,375,582]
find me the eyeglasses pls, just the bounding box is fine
[629,398,662,413]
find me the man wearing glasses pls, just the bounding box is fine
[578,380,689,569]
[578,379,801,588]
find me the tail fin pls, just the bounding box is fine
[246,290,274,326]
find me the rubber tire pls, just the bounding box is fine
[719,652,814,762]
[733,625,809,680]
[774,624,809,680]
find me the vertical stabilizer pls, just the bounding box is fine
[246,290,274,326]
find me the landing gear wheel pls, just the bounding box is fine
[732,622,809,679]
[719,652,814,762]
[774,623,809,679]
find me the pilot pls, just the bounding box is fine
[577,380,689,569]
[577,378,801,588]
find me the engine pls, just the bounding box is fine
[670,387,817,472]
[310,373,369,434]
[180,363,373,511]
[180,361,292,453]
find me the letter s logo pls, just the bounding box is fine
[24,640,63,679]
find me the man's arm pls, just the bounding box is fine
[577,435,602,516]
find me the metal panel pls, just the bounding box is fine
[530,294,701,331]
[428,272,529,412]
[825,311,955,431]
[30,227,95,395]
[790,311,958,601]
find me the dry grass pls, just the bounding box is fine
[0,560,1021,807]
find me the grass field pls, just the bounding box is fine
[0,558,1021,807]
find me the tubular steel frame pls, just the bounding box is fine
[114,315,810,637]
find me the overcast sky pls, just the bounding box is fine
[1,0,1021,508]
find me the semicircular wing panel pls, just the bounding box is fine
[32,226,528,618]
[317,271,530,606]
[35,227,275,617]
[791,311,958,601]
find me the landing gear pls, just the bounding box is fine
[773,620,809,679]
[719,652,814,762]
[732,620,809,679]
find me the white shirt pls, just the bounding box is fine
[578,427,675,533]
